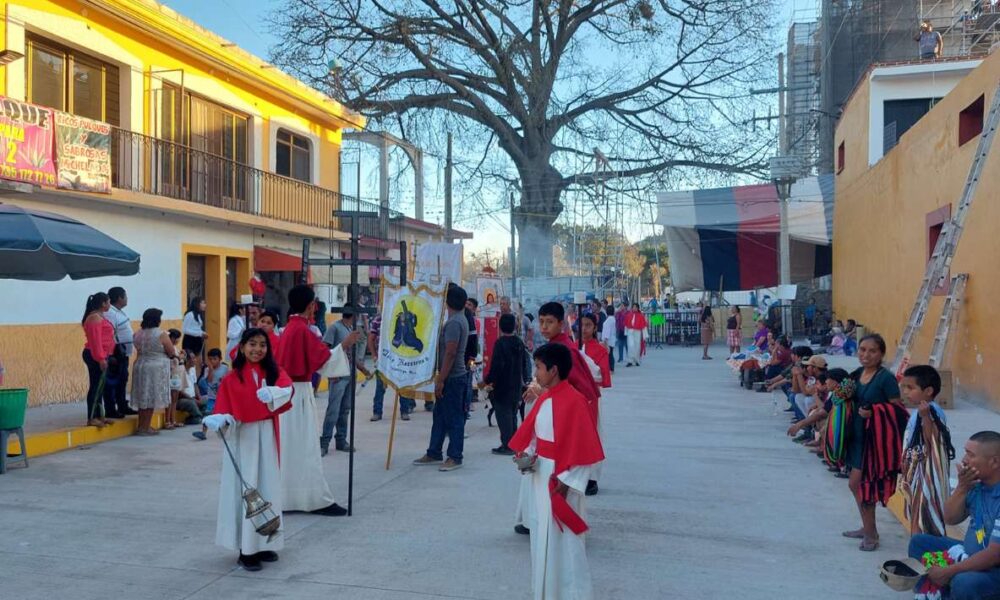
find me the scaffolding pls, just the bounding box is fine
[786,21,822,176]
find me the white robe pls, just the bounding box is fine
[216,392,290,554]
[528,397,595,600]
[625,328,642,365]
[514,473,536,530]
[280,346,348,511]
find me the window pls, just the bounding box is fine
[276,129,311,182]
[26,36,119,125]
[883,98,940,154]
[959,94,985,146]
[837,141,845,174]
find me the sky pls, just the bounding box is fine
[161,0,808,255]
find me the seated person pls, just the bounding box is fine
[198,348,230,414]
[763,335,793,380]
[791,355,828,424]
[908,431,1000,599]
[766,346,814,391]
[787,368,849,446]
[175,351,205,425]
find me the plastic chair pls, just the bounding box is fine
[0,388,29,474]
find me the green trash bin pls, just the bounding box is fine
[0,388,28,430]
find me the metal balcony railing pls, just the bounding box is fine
[110,128,402,239]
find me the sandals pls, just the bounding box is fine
[859,538,880,552]
[841,528,866,539]
[135,429,159,437]
[163,423,177,430]
[88,419,106,428]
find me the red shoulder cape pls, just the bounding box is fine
[278,315,330,381]
[214,363,293,459]
[584,339,611,389]
[509,380,605,533]
[550,333,600,423]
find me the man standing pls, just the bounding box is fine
[510,343,604,600]
[483,314,528,455]
[413,284,470,472]
[278,284,357,516]
[499,296,513,316]
[104,286,136,418]
[320,307,371,456]
[915,21,944,59]
[804,299,817,335]
[614,301,627,364]
[908,431,1000,598]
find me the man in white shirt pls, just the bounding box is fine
[105,287,136,418]
[600,305,617,373]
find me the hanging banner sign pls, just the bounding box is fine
[55,112,112,193]
[0,97,56,187]
[414,243,463,285]
[377,280,447,391]
[476,275,504,310]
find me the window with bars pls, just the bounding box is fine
[275,128,311,183]
[26,35,120,125]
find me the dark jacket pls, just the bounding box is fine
[464,308,478,364]
[483,335,528,403]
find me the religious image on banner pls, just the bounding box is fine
[377,280,447,391]
[55,112,112,193]
[476,275,504,310]
[0,97,56,187]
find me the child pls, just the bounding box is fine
[193,348,230,441]
[509,343,604,600]
[202,327,293,572]
[900,364,955,536]
[166,329,184,430]
[482,313,529,455]
[176,350,205,425]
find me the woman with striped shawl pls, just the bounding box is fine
[899,365,956,537]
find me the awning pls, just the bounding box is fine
[254,246,302,272]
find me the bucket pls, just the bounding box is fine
[0,388,28,430]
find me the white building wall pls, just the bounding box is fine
[0,194,254,325]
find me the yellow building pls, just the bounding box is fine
[0,0,467,406]
[833,52,1000,409]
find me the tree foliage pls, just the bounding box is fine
[269,0,777,272]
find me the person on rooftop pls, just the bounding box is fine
[915,21,943,60]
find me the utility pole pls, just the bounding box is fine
[777,52,793,339]
[444,132,453,241]
[509,191,517,299]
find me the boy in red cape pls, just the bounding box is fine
[509,342,604,600]
[203,328,292,572]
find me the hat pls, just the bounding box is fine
[879,558,927,591]
[801,355,828,369]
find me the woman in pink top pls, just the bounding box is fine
[82,292,115,428]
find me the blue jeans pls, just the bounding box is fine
[616,333,627,363]
[372,376,415,415]
[908,534,1000,600]
[321,377,351,448]
[426,376,466,462]
[463,372,473,416]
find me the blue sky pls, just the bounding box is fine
[162,0,807,253]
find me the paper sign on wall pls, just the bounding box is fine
[55,112,112,193]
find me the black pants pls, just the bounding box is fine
[493,391,519,448]
[108,355,130,415]
[82,349,110,420]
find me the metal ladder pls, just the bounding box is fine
[928,273,969,368]
[890,83,1000,373]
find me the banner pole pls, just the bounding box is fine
[385,388,399,470]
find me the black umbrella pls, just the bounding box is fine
[0,203,140,280]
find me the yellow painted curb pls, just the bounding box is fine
[6,412,190,461]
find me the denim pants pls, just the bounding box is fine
[616,333,627,362]
[321,377,351,448]
[426,376,466,462]
[372,376,415,415]
[908,534,1000,600]
[463,372,473,415]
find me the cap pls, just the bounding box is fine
[879,558,927,591]
[801,355,828,369]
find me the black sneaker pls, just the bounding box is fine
[253,551,279,563]
[192,431,207,441]
[585,480,599,496]
[335,443,355,453]
[370,414,382,422]
[311,503,348,516]
[320,445,329,457]
[238,553,262,571]
[491,446,515,456]
[514,524,530,535]
[401,413,411,421]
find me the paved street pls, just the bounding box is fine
[1,345,912,599]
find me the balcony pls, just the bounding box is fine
[109,128,402,240]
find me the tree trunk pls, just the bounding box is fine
[513,161,565,277]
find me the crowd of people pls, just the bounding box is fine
[725,313,1000,598]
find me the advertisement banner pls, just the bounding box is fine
[377,280,448,391]
[0,97,56,187]
[55,111,112,193]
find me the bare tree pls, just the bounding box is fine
[269,0,777,274]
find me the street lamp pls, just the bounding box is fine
[769,155,801,340]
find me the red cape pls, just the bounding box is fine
[549,333,600,423]
[509,380,605,534]
[625,311,647,330]
[278,315,330,382]
[583,339,611,389]
[214,363,293,460]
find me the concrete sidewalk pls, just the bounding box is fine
[1,344,977,599]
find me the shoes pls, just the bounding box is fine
[335,443,355,453]
[311,503,348,517]
[514,524,530,535]
[841,528,866,539]
[492,446,515,456]
[413,455,442,466]
[439,458,463,472]
[320,445,329,457]
[238,553,262,572]
[585,480,599,496]
[783,407,795,412]
[253,551,278,562]
[192,431,207,441]
[105,412,124,419]
[625,363,633,368]
[120,408,139,416]
[424,402,434,412]
[401,413,411,421]
[370,414,382,422]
